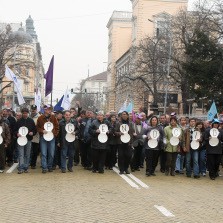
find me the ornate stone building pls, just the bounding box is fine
[107,0,188,113]
[0,15,44,110]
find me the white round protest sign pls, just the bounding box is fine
[170,136,179,146]
[65,133,76,142]
[99,124,108,134]
[120,124,129,134]
[192,131,201,141]
[65,123,75,133]
[43,131,54,141]
[209,137,219,147]
[210,128,219,138]
[18,127,28,137]
[121,133,130,143]
[148,139,158,148]
[149,129,160,140]
[0,126,3,135]
[17,136,28,146]
[172,128,181,137]
[0,136,3,144]
[44,122,53,132]
[191,140,199,150]
[98,133,108,143]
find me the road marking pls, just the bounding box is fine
[6,163,18,174]
[128,173,149,189]
[113,167,140,189]
[154,205,175,217]
[114,164,149,189]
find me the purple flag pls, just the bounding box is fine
[45,55,54,97]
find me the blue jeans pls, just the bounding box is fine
[18,141,32,171]
[175,154,185,172]
[61,142,75,170]
[199,149,206,174]
[186,149,199,176]
[40,136,55,170]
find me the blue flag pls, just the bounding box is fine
[54,95,64,111]
[207,101,217,121]
[126,102,133,113]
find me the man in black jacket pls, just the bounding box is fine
[15,107,37,174]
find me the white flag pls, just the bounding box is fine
[61,87,70,110]
[35,89,41,112]
[5,65,25,105]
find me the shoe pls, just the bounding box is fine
[86,167,92,171]
[92,169,97,173]
[14,160,18,163]
[125,170,130,174]
[160,169,165,173]
[31,166,36,169]
[175,170,180,174]
[140,165,144,168]
[42,170,47,174]
[186,175,191,178]
[109,167,113,170]
[61,169,66,173]
[48,169,53,172]
[52,166,56,170]
[68,168,73,172]
[24,170,29,173]
[146,172,151,176]
[180,171,184,174]
[7,163,13,167]
[194,175,200,179]
[151,173,156,176]
[0,170,4,173]
[119,171,124,175]
[98,170,104,174]
[18,170,23,174]
[210,177,215,180]
[202,173,206,177]
[165,170,169,176]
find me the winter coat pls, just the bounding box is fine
[204,128,223,155]
[14,117,37,141]
[58,119,79,147]
[132,122,145,147]
[89,119,110,150]
[37,114,59,137]
[108,121,118,145]
[0,121,11,146]
[144,125,164,150]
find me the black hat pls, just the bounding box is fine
[31,105,37,110]
[54,110,63,115]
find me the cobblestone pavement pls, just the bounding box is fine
[1,163,223,223]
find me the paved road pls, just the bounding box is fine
[1,163,223,223]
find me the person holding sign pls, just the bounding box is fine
[14,108,36,174]
[88,111,110,173]
[183,118,201,179]
[131,114,146,172]
[143,116,164,176]
[204,119,223,180]
[37,105,59,173]
[0,115,11,173]
[164,116,184,176]
[58,110,79,173]
[115,111,134,175]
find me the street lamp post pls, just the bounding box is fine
[148,18,172,114]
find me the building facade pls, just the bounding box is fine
[80,71,108,111]
[107,0,188,113]
[0,15,44,110]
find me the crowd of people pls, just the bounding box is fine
[0,104,222,181]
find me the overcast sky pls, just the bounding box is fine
[0,0,195,103]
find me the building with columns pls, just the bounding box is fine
[0,15,44,110]
[107,0,188,113]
